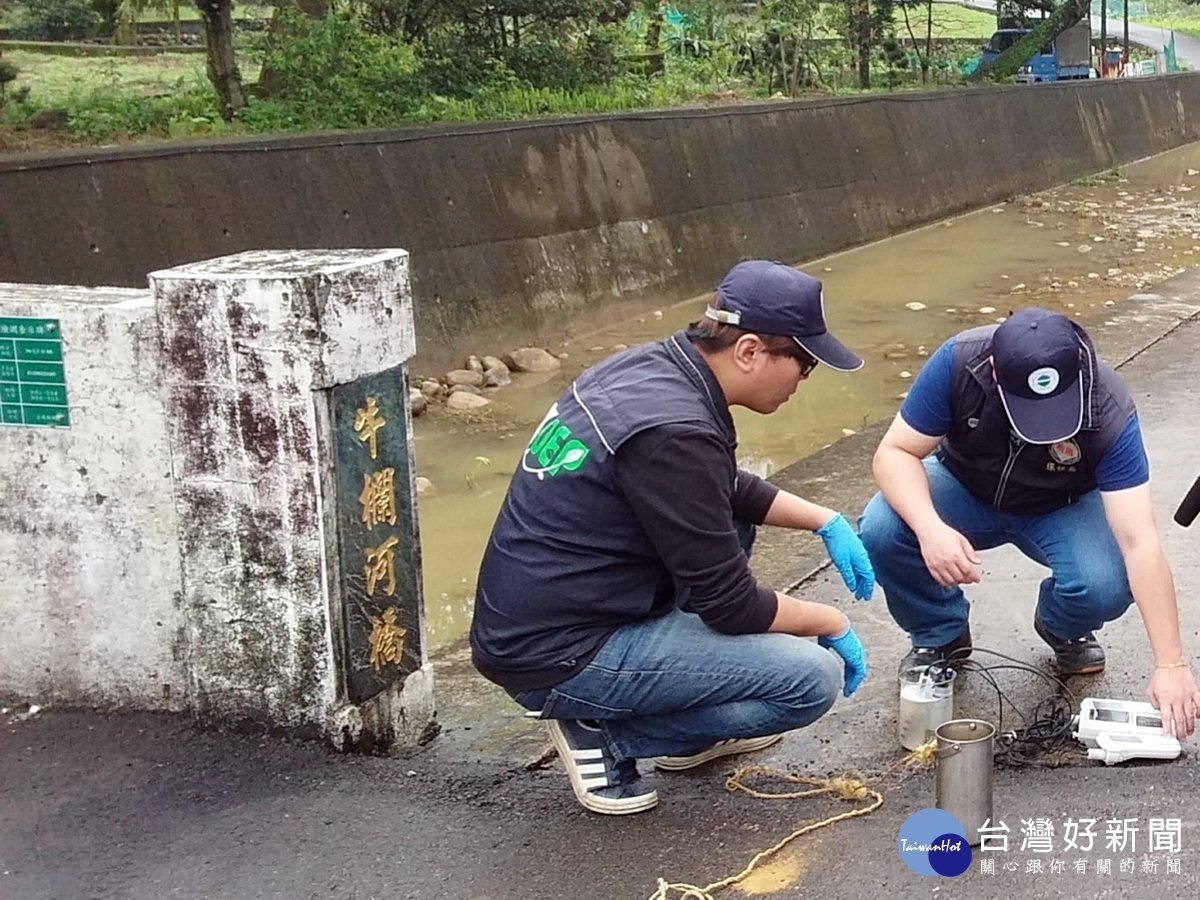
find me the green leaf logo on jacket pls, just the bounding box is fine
[522,404,591,480]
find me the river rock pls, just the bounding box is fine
[420,379,443,399]
[410,389,427,418]
[481,356,507,372]
[446,391,491,410]
[445,368,485,388]
[484,362,511,387]
[466,355,485,373]
[505,347,561,373]
[415,476,437,497]
[449,384,482,395]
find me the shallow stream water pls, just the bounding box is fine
[413,142,1200,648]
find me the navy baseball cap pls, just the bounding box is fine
[705,260,864,372]
[992,308,1088,444]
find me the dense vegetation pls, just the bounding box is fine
[0,0,1186,146]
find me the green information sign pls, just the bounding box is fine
[0,317,69,428]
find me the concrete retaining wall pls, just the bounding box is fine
[2,76,1199,365]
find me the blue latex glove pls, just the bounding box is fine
[816,513,876,600]
[819,625,867,697]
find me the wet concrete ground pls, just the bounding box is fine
[6,278,1200,898]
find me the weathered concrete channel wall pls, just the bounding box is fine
[3,76,1199,366]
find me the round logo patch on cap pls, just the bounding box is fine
[1027,366,1061,396]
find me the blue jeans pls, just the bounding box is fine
[512,608,841,762]
[858,457,1133,647]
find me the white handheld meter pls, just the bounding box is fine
[1072,698,1182,764]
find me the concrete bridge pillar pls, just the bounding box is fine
[150,249,435,752]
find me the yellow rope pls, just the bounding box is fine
[646,738,939,900]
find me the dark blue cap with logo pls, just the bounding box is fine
[706,260,864,372]
[992,307,1088,444]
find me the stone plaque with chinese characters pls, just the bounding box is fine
[0,317,69,427]
[332,366,422,703]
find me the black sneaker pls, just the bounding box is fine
[1034,618,1106,675]
[545,719,659,815]
[898,624,973,675]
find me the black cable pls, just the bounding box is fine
[935,646,1084,768]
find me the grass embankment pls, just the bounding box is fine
[0,4,997,151]
[1140,17,1200,40]
[4,49,257,96]
[1130,0,1200,41]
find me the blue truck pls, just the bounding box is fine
[977,20,1093,83]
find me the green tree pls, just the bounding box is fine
[412,0,625,94]
[256,0,331,97]
[358,0,443,40]
[758,0,825,95]
[10,0,102,39]
[848,0,870,87]
[895,0,932,82]
[250,12,421,125]
[196,0,246,119]
[112,0,136,43]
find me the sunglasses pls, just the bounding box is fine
[788,345,820,377]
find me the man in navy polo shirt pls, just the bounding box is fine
[470,260,875,816]
[860,308,1200,738]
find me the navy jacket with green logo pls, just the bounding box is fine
[937,325,1136,514]
[470,331,777,692]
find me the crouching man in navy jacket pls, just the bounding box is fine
[470,260,875,815]
[860,308,1200,740]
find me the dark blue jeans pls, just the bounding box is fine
[858,456,1133,647]
[513,608,841,762]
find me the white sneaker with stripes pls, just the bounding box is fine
[545,719,658,815]
[651,733,784,771]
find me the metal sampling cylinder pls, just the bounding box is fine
[935,718,995,846]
